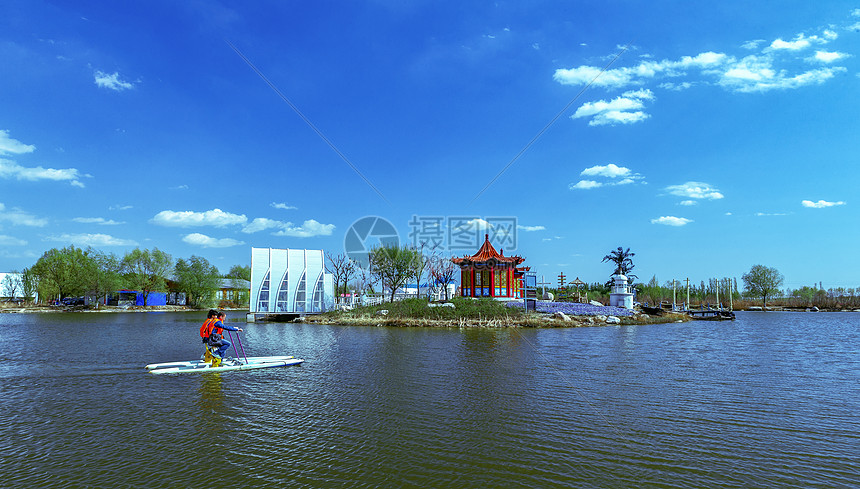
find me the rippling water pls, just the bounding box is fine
[1,311,857,488]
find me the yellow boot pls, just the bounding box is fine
[203,347,213,363]
[211,356,222,367]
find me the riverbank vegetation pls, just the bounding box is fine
[3,245,251,309]
[304,297,686,328]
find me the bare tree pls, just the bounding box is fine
[325,252,357,305]
[428,253,456,301]
[2,272,21,299]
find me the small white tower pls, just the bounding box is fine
[609,273,634,309]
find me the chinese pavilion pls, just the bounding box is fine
[452,234,529,298]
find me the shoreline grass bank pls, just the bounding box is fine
[303,297,689,328]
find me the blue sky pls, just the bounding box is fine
[2,1,859,291]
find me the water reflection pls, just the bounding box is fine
[197,373,225,415]
[1,312,858,488]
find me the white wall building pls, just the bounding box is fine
[250,248,334,314]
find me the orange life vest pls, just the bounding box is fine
[200,318,215,339]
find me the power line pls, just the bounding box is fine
[226,40,391,206]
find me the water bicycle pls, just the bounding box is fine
[145,330,303,374]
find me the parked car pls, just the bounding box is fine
[61,297,84,306]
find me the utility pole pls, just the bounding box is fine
[685,277,690,311]
[715,278,720,310]
[728,277,733,311]
[537,275,552,298]
[672,279,677,311]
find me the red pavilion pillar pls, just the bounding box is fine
[490,268,495,297]
[471,268,476,297]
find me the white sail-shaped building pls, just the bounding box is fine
[250,247,334,315]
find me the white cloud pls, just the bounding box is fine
[651,216,692,226]
[572,164,644,189]
[182,233,245,248]
[517,225,545,232]
[150,209,247,227]
[271,219,336,238]
[448,218,495,236]
[46,233,138,246]
[665,182,724,200]
[678,200,698,206]
[741,40,765,50]
[802,199,845,208]
[0,235,27,246]
[241,217,336,237]
[581,163,634,178]
[0,130,35,155]
[852,8,860,17]
[553,65,636,89]
[0,158,89,187]
[813,50,847,62]
[555,52,730,91]
[109,204,133,211]
[768,37,811,51]
[724,66,845,92]
[72,217,124,225]
[94,71,135,91]
[849,22,860,32]
[659,81,694,91]
[555,26,848,107]
[766,33,833,52]
[0,203,48,227]
[755,212,789,216]
[569,180,602,190]
[572,89,654,126]
[241,217,284,233]
[677,51,728,67]
[270,202,298,210]
[722,56,775,81]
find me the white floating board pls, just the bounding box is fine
[146,356,303,375]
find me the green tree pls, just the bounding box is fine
[226,265,251,281]
[742,264,784,309]
[122,248,173,306]
[30,246,95,301]
[791,285,817,306]
[224,264,252,306]
[174,255,221,308]
[369,245,420,302]
[408,245,428,299]
[83,249,125,307]
[20,267,38,303]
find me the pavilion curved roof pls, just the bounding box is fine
[451,234,525,267]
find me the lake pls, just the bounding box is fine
[0,311,857,488]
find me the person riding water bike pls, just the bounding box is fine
[199,309,219,362]
[207,311,243,366]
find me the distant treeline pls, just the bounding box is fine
[550,276,859,309]
[3,245,251,308]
